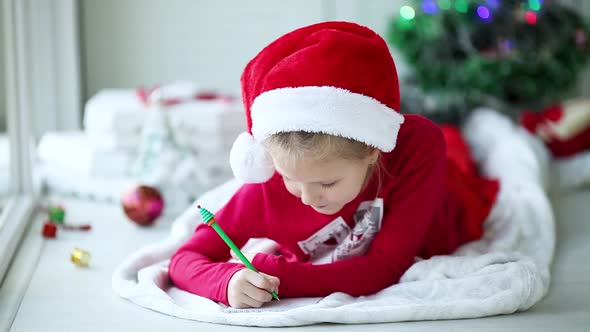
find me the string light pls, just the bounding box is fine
[477,6,492,20]
[400,5,416,20]
[454,0,469,14]
[501,39,515,52]
[529,0,542,11]
[525,11,537,24]
[398,0,543,21]
[422,0,439,14]
[485,0,499,9]
[438,0,451,10]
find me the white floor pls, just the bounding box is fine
[2,189,590,331]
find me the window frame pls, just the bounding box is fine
[0,0,36,282]
[0,0,81,282]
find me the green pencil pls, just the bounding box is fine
[198,205,280,301]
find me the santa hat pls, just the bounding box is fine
[230,21,405,183]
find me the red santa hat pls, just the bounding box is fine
[230,21,405,183]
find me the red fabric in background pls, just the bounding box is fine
[441,125,500,243]
[521,105,590,158]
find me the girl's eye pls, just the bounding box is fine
[321,182,337,188]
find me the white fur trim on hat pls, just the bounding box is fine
[229,132,275,183]
[251,86,405,152]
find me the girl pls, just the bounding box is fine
[169,21,499,309]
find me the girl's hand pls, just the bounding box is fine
[227,269,280,308]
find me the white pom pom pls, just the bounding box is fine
[229,132,275,183]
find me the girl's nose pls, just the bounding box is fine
[300,187,320,206]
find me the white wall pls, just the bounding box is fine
[80,0,590,103]
[80,0,407,100]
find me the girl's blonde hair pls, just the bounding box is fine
[264,131,384,194]
[265,131,372,163]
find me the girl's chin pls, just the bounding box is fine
[312,205,341,215]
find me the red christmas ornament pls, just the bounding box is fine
[121,185,164,226]
[42,222,58,238]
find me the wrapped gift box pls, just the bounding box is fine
[83,89,146,134]
[84,89,245,153]
[86,131,141,151]
[83,81,202,133]
[38,131,133,177]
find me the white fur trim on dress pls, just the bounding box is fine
[250,86,405,152]
[229,132,275,183]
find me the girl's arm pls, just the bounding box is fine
[168,183,269,305]
[252,125,446,298]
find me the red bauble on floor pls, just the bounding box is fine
[121,185,164,226]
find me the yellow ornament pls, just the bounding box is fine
[70,248,91,267]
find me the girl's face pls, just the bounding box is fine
[271,151,377,215]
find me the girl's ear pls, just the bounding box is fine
[369,148,380,165]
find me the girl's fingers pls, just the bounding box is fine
[242,282,273,303]
[244,270,275,292]
[239,288,266,308]
[260,272,280,293]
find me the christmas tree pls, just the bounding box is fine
[389,0,590,122]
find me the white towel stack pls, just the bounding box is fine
[38,132,132,177]
[38,82,244,203]
[36,131,136,201]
